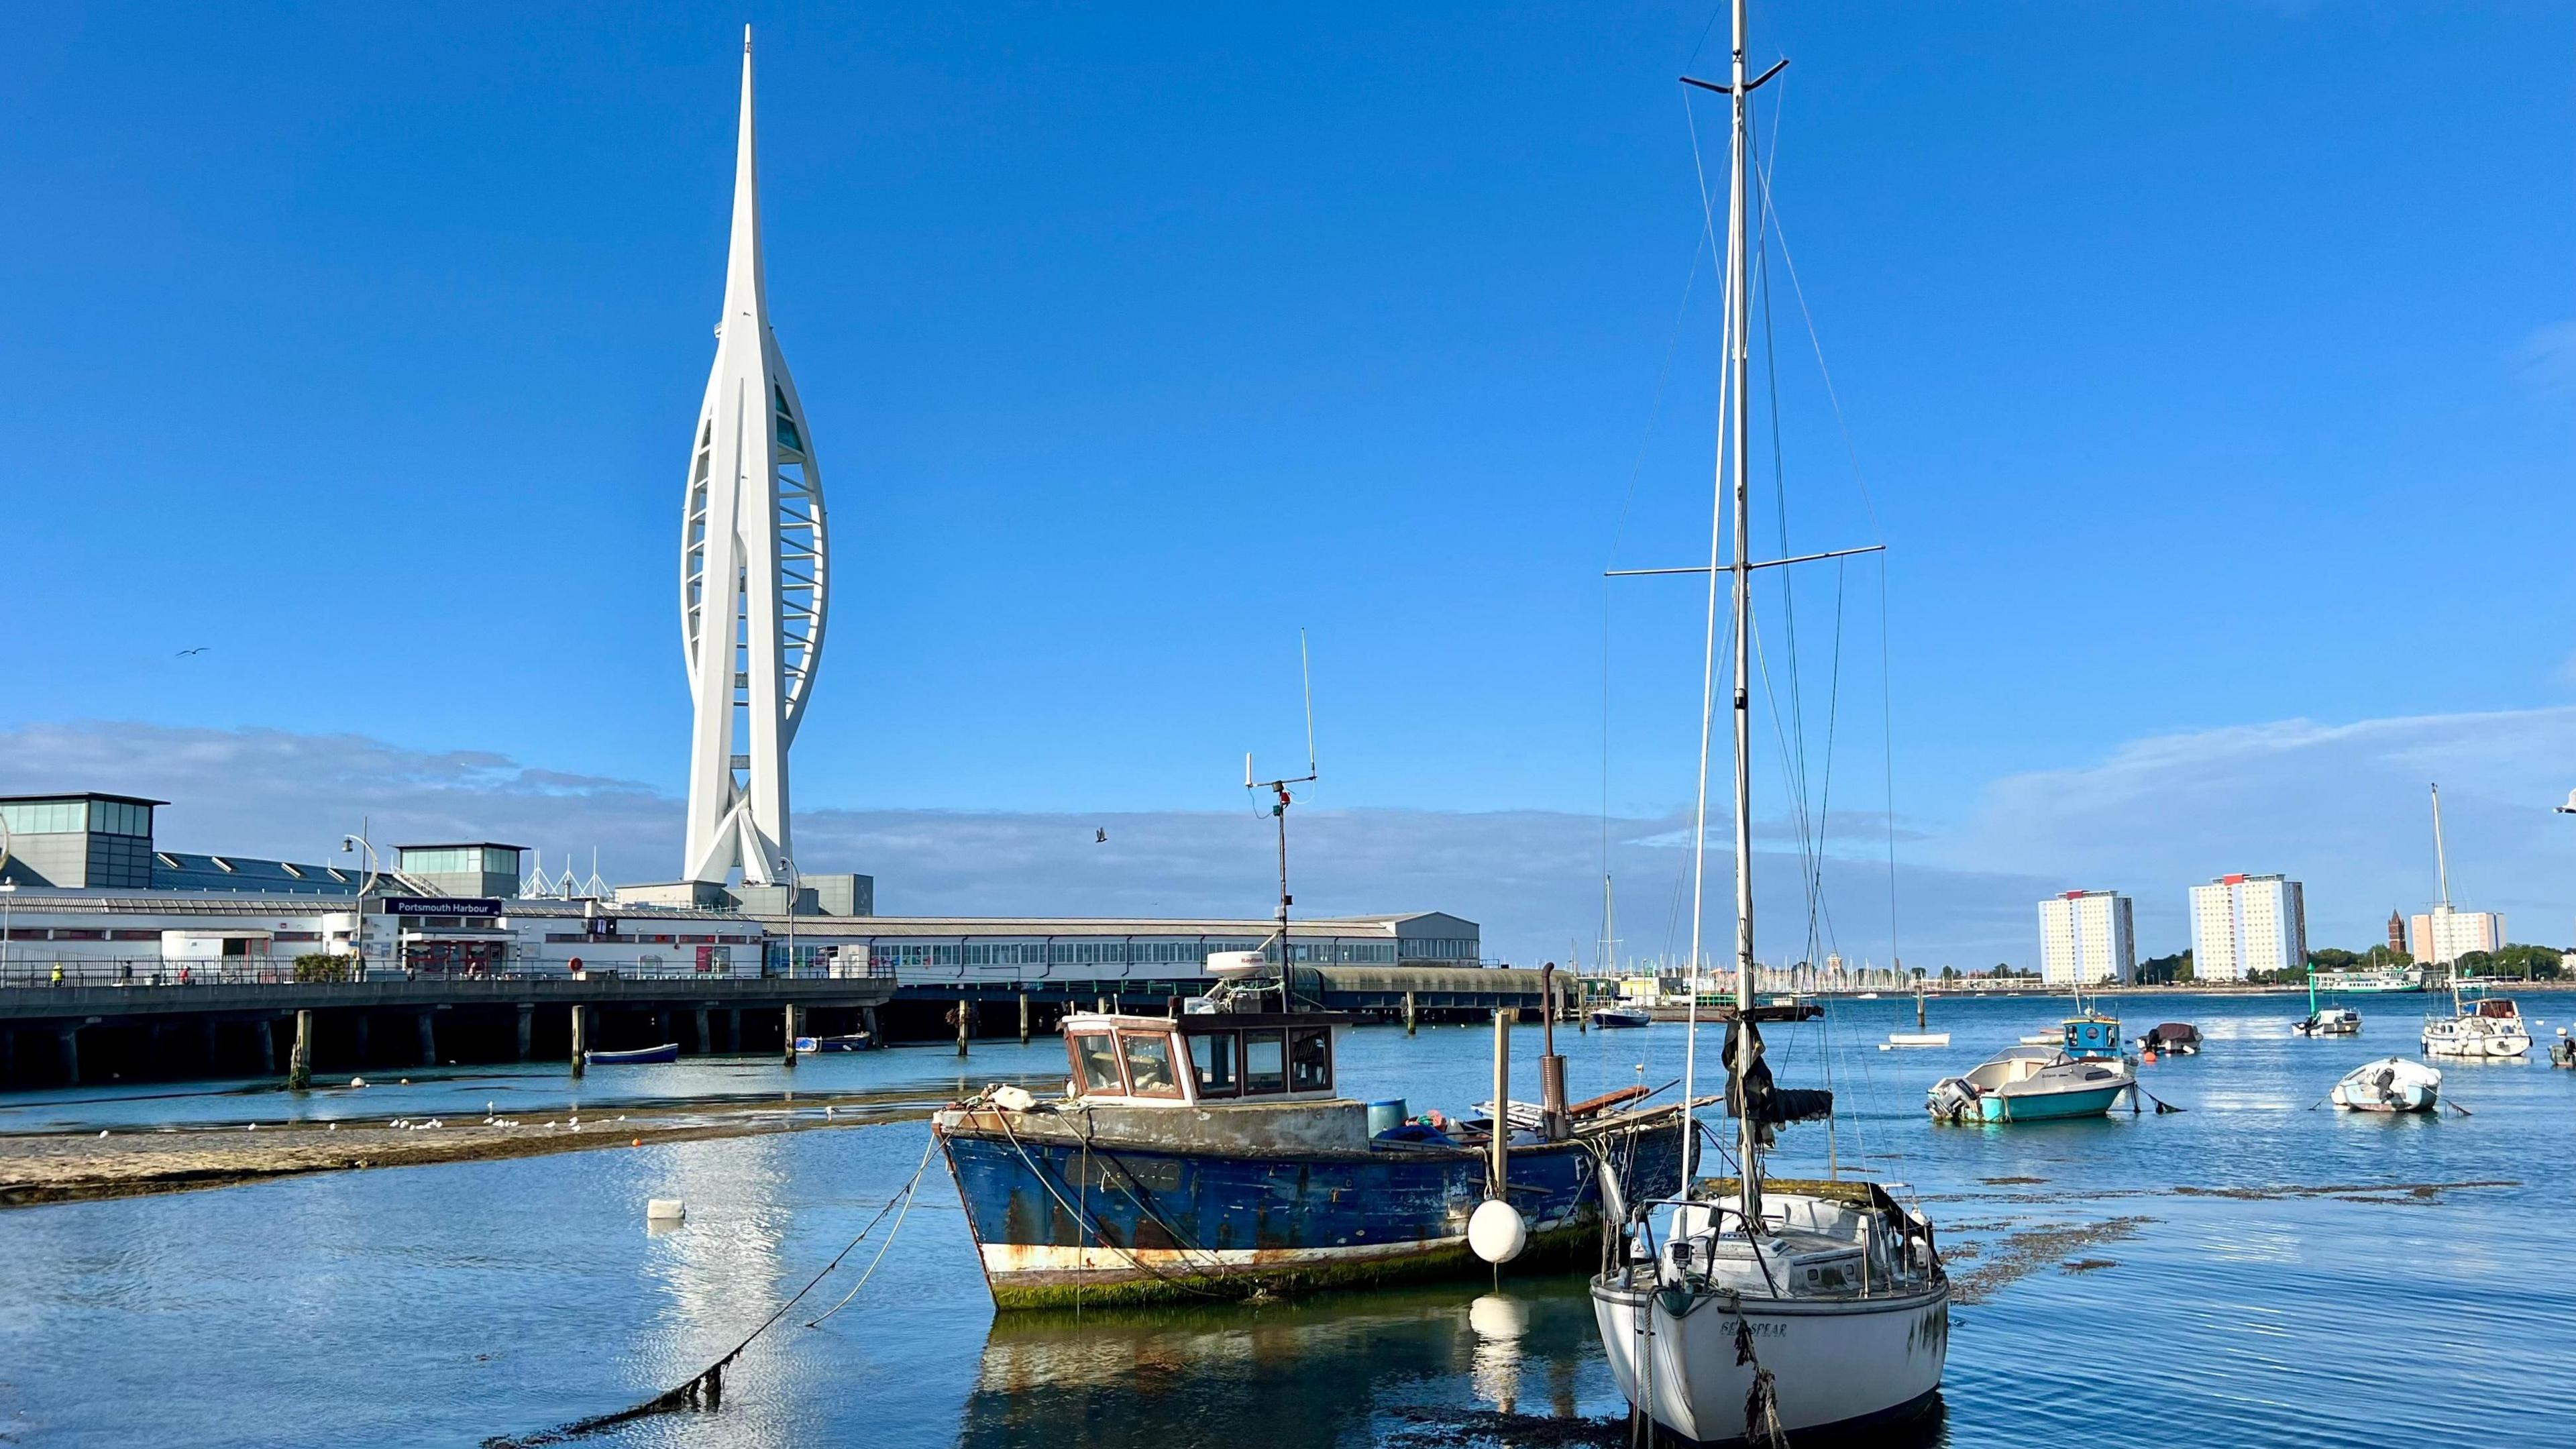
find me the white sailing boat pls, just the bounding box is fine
[1588,5,1949,1438]
[2415,785,2530,1059]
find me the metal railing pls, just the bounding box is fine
[0,957,896,990]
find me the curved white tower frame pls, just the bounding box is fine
[682,28,827,887]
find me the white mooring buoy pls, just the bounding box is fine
[1467,1198,1526,1265]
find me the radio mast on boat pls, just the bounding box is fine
[1244,631,1319,1007]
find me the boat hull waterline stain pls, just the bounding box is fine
[937,1107,1687,1308]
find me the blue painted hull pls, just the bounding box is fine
[1978,1082,2125,1122]
[938,1114,1687,1307]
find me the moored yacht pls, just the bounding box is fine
[1585,4,1949,1438]
[2422,989,2530,1059]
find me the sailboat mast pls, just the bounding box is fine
[2430,782,2450,908]
[1725,0,1762,1235]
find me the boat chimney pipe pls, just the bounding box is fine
[1491,1008,1511,1197]
[1539,964,1568,1140]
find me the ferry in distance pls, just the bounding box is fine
[2310,966,2425,994]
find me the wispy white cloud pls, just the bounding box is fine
[0,720,2029,971]
[2520,318,2576,398]
[13,707,2569,970]
[1943,707,2576,951]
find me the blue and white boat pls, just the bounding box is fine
[1927,1010,2133,1123]
[932,1006,1690,1309]
[584,1042,680,1066]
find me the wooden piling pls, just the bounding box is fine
[570,1005,588,1078]
[862,1004,879,1045]
[727,1008,742,1053]
[782,1004,797,1067]
[286,1010,311,1090]
[694,1007,711,1056]
[58,1026,80,1085]
[1018,991,1031,1045]
[416,1011,437,1067]
[956,998,973,1057]
[351,1013,370,1066]
[515,1004,533,1062]
[199,1017,220,1074]
[1404,990,1417,1036]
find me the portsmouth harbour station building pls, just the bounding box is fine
[0,792,1482,986]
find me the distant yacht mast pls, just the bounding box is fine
[680,27,829,887]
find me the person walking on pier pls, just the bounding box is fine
[50,962,64,987]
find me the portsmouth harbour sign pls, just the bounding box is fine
[380,897,502,917]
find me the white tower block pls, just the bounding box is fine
[681,29,828,886]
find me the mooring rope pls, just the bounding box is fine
[482,1133,938,1449]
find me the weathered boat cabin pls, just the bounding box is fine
[1057,1010,1353,1109]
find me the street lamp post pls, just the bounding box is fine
[778,856,801,1068]
[341,835,381,979]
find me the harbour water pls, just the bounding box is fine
[5,991,2574,1446]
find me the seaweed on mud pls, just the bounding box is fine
[1949,1216,2153,1305]
[2060,1258,2118,1274]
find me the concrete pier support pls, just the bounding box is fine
[1404,990,1417,1036]
[288,1010,311,1090]
[516,1004,533,1062]
[727,1008,742,1053]
[1,1027,14,1083]
[570,1006,588,1078]
[782,1004,797,1067]
[59,1027,80,1085]
[862,1004,879,1045]
[416,1012,437,1067]
[694,1008,711,1056]
[1018,991,1031,1045]
[199,1018,221,1073]
[351,1013,370,1066]
[655,1010,672,1049]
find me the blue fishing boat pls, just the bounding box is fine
[933,1006,1690,1309]
[584,1042,680,1065]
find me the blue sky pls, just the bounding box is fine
[5,4,2573,963]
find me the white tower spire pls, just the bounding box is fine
[680,27,829,886]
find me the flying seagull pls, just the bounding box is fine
[176,647,209,656]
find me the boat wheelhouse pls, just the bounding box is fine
[1059,1010,1340,1106]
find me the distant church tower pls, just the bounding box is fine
[680,29,828,886]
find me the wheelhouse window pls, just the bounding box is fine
[1070,1032,1123,1095]
[1120,1032,1183,1099]
[1187,1032,1238,1098]
[1289,1028,1332,1093]
[1241,1030,1287,1095]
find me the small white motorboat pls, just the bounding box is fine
[2330,1057,2441,1114]
[2296,1007,2362,1037]
[2019,1032,2061,1046]
[1882,1032,1949,1049]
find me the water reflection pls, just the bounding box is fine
[957,1279,1616,1448]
